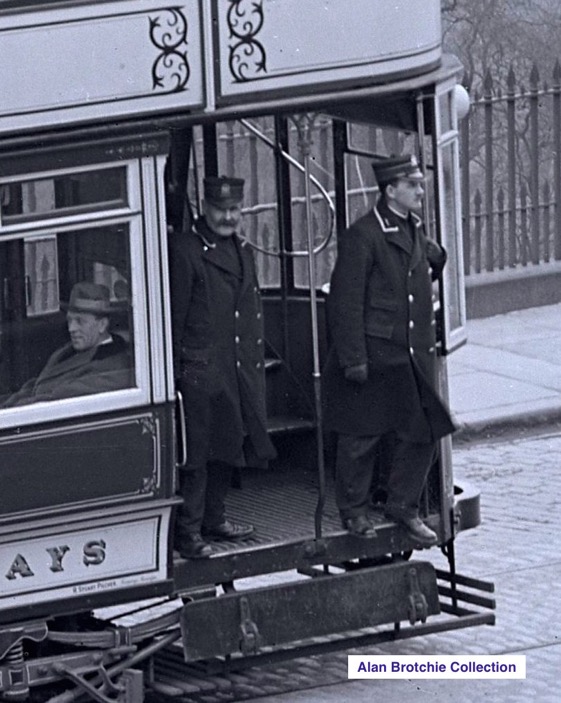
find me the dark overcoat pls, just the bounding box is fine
[169,219,275,471]
[4,335,131,407]
[322,199,456,444]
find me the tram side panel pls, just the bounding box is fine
[0,138,178,624]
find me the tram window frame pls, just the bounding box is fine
[0,159,151,430]
[0,164,129,227]
[431,82,468,354]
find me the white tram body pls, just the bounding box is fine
[0,2,493,701]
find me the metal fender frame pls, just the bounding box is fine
[179,561,440,661]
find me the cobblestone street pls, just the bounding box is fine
[244,428,561,702]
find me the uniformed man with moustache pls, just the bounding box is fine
[170,176,276,559]
[323,155,456,547]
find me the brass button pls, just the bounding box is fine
[235,336,240,344]
[408,294,414,303]
[409,320,415,329]
[409,347,414,355]
[235,310,240,318]
[236,361,241,368]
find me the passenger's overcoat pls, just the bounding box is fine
[4,335,131,407]
[322,199,456,443]
[170,219,275,471]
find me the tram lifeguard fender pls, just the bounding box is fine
[179,561,439,660]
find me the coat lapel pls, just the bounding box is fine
[195,221,243,279]
[36,344,97,387]
[374,202,413,256]
[237,237,255,299]
[409,212,424,270]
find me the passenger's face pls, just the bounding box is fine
[203,200,242,238]
[67,311,108,351]
[387,178,424,214]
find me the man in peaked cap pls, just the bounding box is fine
[170,176,275,559]
[4,282,132,406]
[323,154,456,548]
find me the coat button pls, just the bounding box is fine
[408,294,414,303]
[257,338,263,345]
[409,320,415,329]
[409,347,414,355]
[235,310,240,318]
[256,312,261,319]
[256,362,262,369]
[236,361,241,368]
[429,346,435,353]
[235,336,240,344]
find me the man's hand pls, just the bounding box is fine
[425,238,445,264]
[344,363,368,384]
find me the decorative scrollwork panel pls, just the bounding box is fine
[149,8,190,92]
[227,0,267,82]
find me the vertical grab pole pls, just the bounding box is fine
[291,113,326,540]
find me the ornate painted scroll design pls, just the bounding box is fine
[138,416,159,495]
[227,0,267,82]
[150,8,190,92]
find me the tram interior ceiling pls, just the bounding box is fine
[0,0,492,696]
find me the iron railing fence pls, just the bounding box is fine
[461,61,561,275]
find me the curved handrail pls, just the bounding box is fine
[238,118,336,258]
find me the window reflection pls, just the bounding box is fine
[0,167,127,224]
[440,142,462,332]
[0,224,135,408]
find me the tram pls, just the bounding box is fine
[0,1,494,700]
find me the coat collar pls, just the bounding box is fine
[373,199,424,261]
[193,218,255,292]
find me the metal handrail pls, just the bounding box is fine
[175,390,188,468]
[238,118,336,258]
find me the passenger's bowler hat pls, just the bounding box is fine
[203,176,245,207]
[64,282,113,316]
[372,155,424,186]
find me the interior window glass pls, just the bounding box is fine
[0,167,127,223]
[0,223,135,408]
[440,141,464,336]
[288,117,335,290]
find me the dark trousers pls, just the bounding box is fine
[177,461,232,534]
[335,433,436,521]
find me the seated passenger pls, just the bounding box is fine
[3,282,132,407]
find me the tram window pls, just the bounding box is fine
[289,117,335,290]
[0,223,136,410]
[439,94,453,135]
[344,153,378,226]
[217,119,282,288]
[438,140,465,337]
[0,167,127,224]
